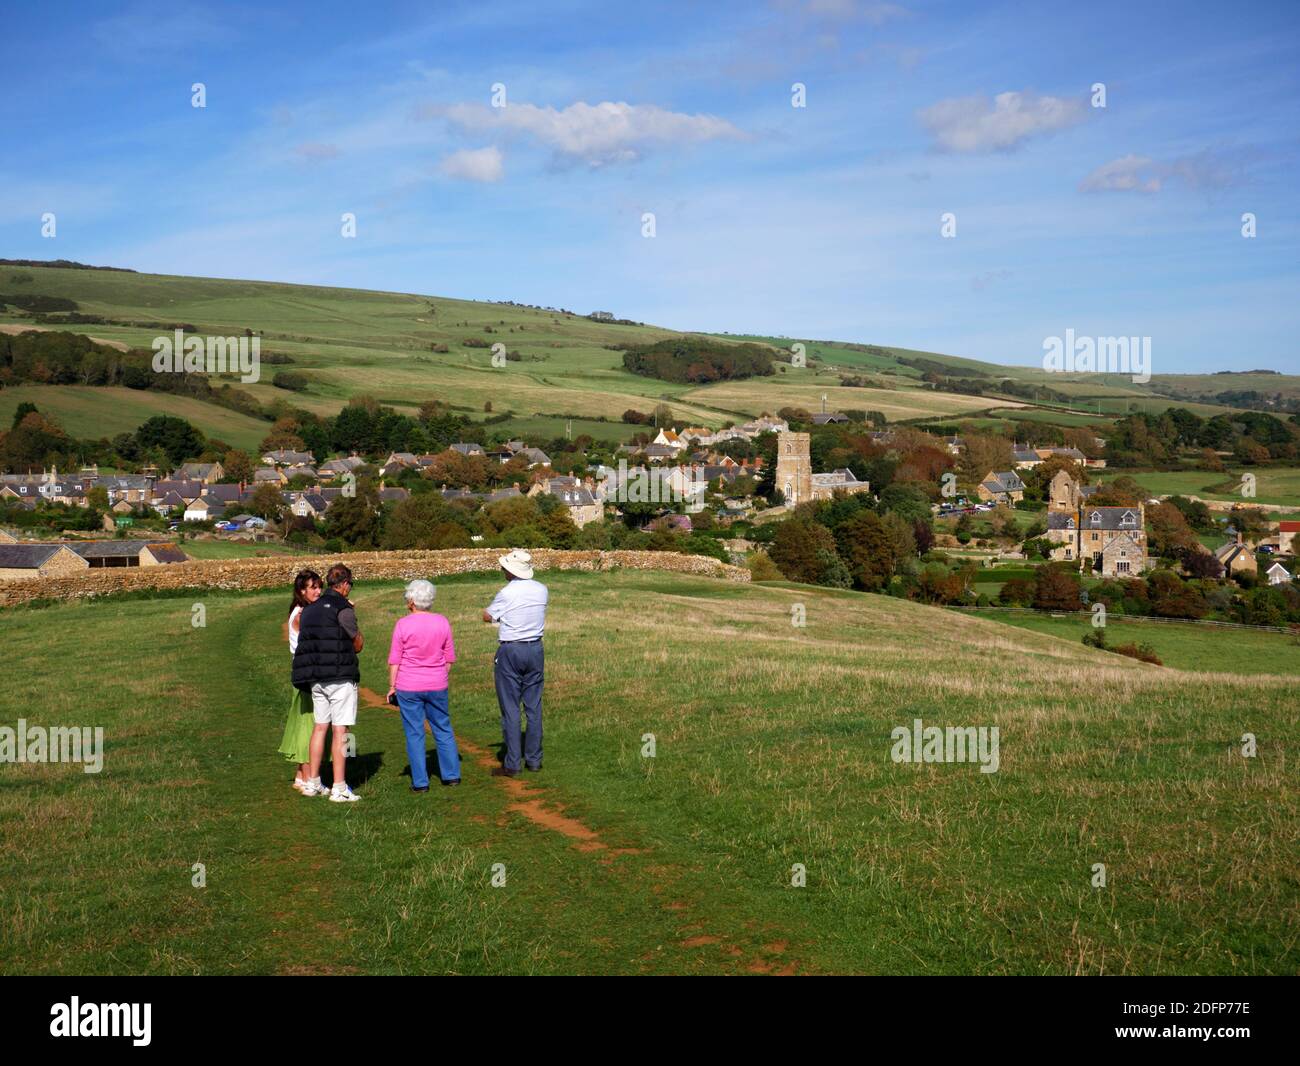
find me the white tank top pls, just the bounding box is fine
[289,605,302,655]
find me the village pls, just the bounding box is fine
[2,406,1296,610]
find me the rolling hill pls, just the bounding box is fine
[2,264,1295,450]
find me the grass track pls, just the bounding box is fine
[1,572,1296,974]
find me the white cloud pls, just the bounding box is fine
[436,100,746,167]
[439,146,504,183]
[919,91,1087,153]
[1079,150,1244,194]
[1078,154,1162,193]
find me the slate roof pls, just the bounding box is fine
[1082,506,1141,531]
[0,544,70,568]
[982,471,1025,494]
[68,540,149,558]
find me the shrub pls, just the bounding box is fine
[272,371,309,391]
[746,550,784,581]
[1112,641,1162,665]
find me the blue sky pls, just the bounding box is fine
[2,0,1297,374]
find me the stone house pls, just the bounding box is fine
[1044,470,1148,576]
[976,470,1025,505]
[171,462,224,484]
[529,476,603,528]
[1215,534,1257,576]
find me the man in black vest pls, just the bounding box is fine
[292,563,364,801]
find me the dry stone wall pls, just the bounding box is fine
[0,548,749,607]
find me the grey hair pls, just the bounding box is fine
[404,579,436,610]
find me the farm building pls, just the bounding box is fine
[0,544,89,580]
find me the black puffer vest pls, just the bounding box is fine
[292,589,360,687]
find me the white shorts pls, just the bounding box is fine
[311,681,358,727]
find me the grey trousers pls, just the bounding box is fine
[494,640,544,771]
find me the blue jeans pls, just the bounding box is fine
[395,689,460,787]
[494,640,544,772]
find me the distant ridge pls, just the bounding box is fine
[0,259,136,272]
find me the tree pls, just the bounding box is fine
[0,411,69,468]
[999,576,1035,606]
[1146,501,1198,559]
[248,483,286,522]
[769,517,838,585]
[1147,570,1208,619]
[325,484,381,549]
[1034,566,1082,611]
[135,416,205,466]
[833,510,903,591]
[10,402,37,429]
[222,450,256,484]
[382,494,474,550]
[1183,550,1224,580]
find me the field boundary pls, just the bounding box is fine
[0,548,749,607]
[947,604,1293,634]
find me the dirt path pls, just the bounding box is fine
[357,686,800,974]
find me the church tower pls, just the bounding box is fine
[775,431,812,506]
[1048,469,1081,513]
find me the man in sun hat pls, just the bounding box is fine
[483,549,548,777]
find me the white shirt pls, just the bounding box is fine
[486,579,548,642]
[289,605,302,655]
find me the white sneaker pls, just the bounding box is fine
[329,784,360,803]
[301,779,329,797]
[292,777,306,791]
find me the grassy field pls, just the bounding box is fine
[0,384,273,452]
[1091,467,1300,508]
[1,570,1295,975]
[175,539,304,560]
[978,609,1300,674]
[682,373,1014,422]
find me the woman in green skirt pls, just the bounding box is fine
[279,568,323,791]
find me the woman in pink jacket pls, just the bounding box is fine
[387,579,460,791]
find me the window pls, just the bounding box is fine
[1117,561,1130,574]
[1090,511,1101,525]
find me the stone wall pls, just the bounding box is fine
[0,548,749,607]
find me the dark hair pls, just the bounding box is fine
[290,569,322,616]
[326,563,354,589]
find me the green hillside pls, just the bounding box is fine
[3,265,1295,448]
[2,570,1293,975]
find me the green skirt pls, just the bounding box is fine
[277,686,314,765]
